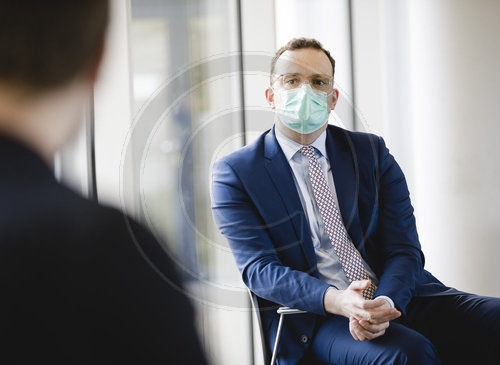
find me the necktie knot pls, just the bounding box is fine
[299,146,315,159]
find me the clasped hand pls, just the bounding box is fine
[323,280,401,341]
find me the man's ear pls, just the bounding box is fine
[331,88,339,109]
[265,87,275,109]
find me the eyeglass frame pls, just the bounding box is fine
[271,72,335,92]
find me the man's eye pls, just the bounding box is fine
[312,79,326,85]
[286,78,298,85]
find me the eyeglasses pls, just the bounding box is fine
[272,73,333,92]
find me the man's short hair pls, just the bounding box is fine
[270,37,336,84]
[0,0,109,94]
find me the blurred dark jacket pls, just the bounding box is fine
[0,133,207,364]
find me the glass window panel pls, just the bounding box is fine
[128,1,251,363]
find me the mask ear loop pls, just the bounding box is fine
[325,88,338,126]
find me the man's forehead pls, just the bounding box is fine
[274,48,332,76]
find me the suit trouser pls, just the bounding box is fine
[307,292,500,365]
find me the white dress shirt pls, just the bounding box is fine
[275,127,394,307]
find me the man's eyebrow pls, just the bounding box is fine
[282,72,329,77]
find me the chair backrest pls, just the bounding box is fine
[248,289,271,364]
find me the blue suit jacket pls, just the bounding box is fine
[211,125,449,364]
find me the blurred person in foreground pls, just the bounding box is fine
[211,38,500,364]
[0,1,206,363]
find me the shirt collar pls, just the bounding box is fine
[275,126,328,162]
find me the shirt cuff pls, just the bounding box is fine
[374,295,394,308]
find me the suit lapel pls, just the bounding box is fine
[263,128,318,273]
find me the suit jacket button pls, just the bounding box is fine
[300,335,309,344]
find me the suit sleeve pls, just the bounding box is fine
[373,136,425,314]
[211,159,331,316]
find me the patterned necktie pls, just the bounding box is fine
[300,146,376,299]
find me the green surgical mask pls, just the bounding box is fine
[275,84,330,134]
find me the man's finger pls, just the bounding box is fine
[349,318,361,341]
[351,319,367,341]
[350,326,360,341]
[364,329,386,340]
[360,298,389,310]
[367,308,401,324]
[352,324,380,341]
[357,319,389,333]
[353,307,400,323]
[351,318,387,341]
[348,280,371,291]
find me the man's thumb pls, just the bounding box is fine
[349,280,371,291]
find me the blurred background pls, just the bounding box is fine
[56,0,500,363]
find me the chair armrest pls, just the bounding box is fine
[277,307,307,315]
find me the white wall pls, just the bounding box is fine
[352,0,500,296]
[409,0,500,296]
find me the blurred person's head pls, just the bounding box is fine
[265,38,339,145]
[0,0,109,161]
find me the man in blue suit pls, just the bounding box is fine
[211,38,500,364]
